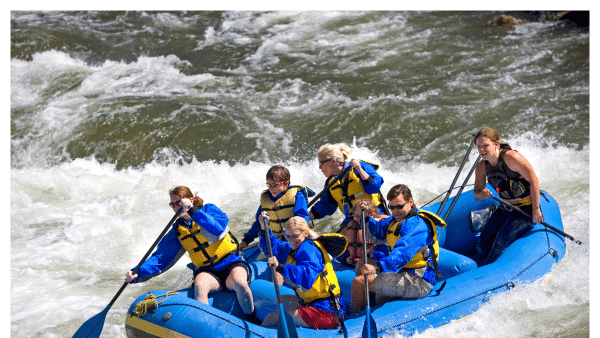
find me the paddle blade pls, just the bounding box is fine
[362,306,377,338]
[71,305,110,338]
[277,303,299,338]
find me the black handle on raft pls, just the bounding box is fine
[491,196,582,245]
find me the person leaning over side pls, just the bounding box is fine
[239,165,312,249]
[124,186,261,325]
[473,127,542,264]
[259,216,347,330]
[349,184,445,314]
[308,142,387,232]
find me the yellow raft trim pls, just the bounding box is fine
[125,314,191,338]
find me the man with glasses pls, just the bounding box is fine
[239,165,313,249]
[349,184,446,314]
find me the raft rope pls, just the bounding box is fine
[133,291,179,317]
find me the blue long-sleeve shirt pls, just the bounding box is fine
[310,161,384,224]
[259,229,346,315]
[367,208,436,284]
[242,188,309,244]
[131,204,243,282]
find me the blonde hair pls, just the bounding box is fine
[317,143,352,164]
[285,216,318,239]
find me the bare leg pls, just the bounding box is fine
[350,274,376,314]
[273,270,284,285]
[194,272,221,305]
[225,266,255,314]
[354,257,377,277]
[261,295,308,327]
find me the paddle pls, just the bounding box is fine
[491,196,582,245]
[441,155,481,221]
[360,209,377,338]
[437,134,477,216]
[307,165,352,208]
[262,217,299,338]
[71,207,184,338]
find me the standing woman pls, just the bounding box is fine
[473,127,543,264]
[259,216,346,330]
[309,143,387,231]
[124,186,261,325]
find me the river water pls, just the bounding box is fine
[10,11,589,337]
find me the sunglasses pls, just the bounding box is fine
[266,181,288,188]
[169,199,185,208]
[284,230,306,239]
[319,158,334,167]
[389,201,408,210]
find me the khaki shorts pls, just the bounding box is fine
[373,270,433,303]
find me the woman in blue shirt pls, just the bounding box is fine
[124,186,260,325]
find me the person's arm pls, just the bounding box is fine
[241,206,263,247]
[188,204,230,242]
[127,228,186,283]
[473,160,492,201]
[293,190,310,223]
[259,224,292,262]
[279,241,324,290]
[503,150,543,223]
[367,214,394,240]
[352,160,384,194]
[377,217,430,272]
[309,185,339,220]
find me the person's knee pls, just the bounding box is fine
[351,277,365,293]
[227,267,250,289]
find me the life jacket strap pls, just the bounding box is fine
[183,229,219,265]
[262,204,295,213]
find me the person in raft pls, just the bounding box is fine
[473,127,543,264]
[350,184,446,314]
[239,165,313,249]
[124,186,261,325]
[259,216,347,330]
[340,200,388,275]
[308,142,388,232]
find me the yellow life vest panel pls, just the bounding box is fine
[285,239,342,305]
[385,210,446,270]
[175,221,238,268]
[326,160,384,218]
[260,185,311,235]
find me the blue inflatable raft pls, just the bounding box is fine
[124,187,566,338]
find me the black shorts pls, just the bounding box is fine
[194,261,250,290]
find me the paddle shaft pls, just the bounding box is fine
[361,210,370,308]
[307,165,352,208]
[437,134,477,216]
[71,207,183,338]
[441,155,481,221]
[263,219,284,304]
[111,207,184,307]
[360,209,378,338]
[491,196,582,245]
[262,218,300,338]
[108,207,183,307]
